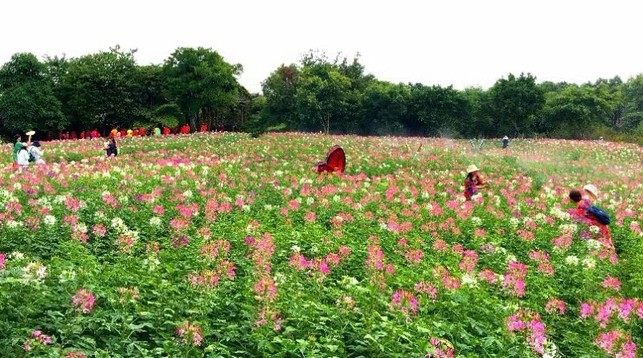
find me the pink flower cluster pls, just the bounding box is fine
[288,246,351,280]
[117,287,140,303]
[529,250,554,276]
[580,298,643,328]
[458,250,478,274]
[503,261,528,297]
[595,330,637,358]
[365,238,395,289]
[23,330,53,351]
[602,276,622,291]
[506,309,547,354]
[390,289,419,318]
[478,269,497,284]
[414,280,438,301]
[247,233,282,330]
[433,266,461,291]
[545,297,566,315]
[0,252,5,270]
[71,289,96,314]
[426,337,455,358]
[176,321,203,346]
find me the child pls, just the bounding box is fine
[464,165,487,201]
[28,141,45,164]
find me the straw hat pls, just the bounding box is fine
[503,136,509,140]
[583,184,598,199]
[466,165,479,174]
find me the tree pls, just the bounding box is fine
[0,53,66,138]
[361,81,409,135]
[541,85,613,138]
[261,64,300,130]
[296,65,351,134]
[406,84,470,136]
[486,73,545,136]
[620,74,643,132]
[60,46,142,131]
[162,47,242,131]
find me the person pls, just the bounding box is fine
[162,126,170,135]
[110,128,118,138]
[28,141,45,164]
[502,136,509,149]
[464,164,487,201]
[139,127,147,137]
[200,123,207,132]
[105,138,118,157]
[154,127,161,136]
[17,144,30,168]
[13,134,23,163]
[582,184,599,202]
[569,189,610,239]
[127,129,133,137]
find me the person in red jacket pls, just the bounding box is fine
[133,129,140,136]
[162,126,171,135]
[80,131,86,139]
[140,127,147,136]
[568,189,611,240]
[200,123,207,132]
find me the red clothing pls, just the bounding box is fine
[571,199,611,239]
[140,128,147,136]
[80,131,86,139]
[464,174,485,201]
[120,130,127,137]
[200,123,207,132]
[162,127,171,135]
[133,129,140,136]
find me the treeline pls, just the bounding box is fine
[1,47,642,141]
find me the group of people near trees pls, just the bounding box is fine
[50,123,214,142]
[12,134,45,169]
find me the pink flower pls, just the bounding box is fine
[602,276,621,291]
[545,298,566,315]
[0,252,5,270]
[478,269,497,284]
[304,211,317,223]
[176,321,203,346]
[390,289,418,317]
[92,224,107,237]
[71,289,96,314]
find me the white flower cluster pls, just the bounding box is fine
[461,274,479,288]
[22,262,47,283]
[586,239,602,250]
[564,256,579,265]
[509,217,521,228]
[149,217,162,227]
[470,216,482,227]
[582,257,596,269]
[549,206,571,221]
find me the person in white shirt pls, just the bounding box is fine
[28,141,45,164]
[16,145,30,168]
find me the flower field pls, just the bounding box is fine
[1,133,642,357]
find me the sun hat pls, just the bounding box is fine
[466,164,479,174]
[503,136,509,140]
[583,184,598,199]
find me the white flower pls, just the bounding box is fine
[182,190,193,198]
[589,225,600,234]
[111,217,124,228]
[471,217,482,227]
[59,270,76,283]
[290,245,301,253]
[9,251,25,260]
[13,183,22,190]
[149,217,162,227]
[509,217,520,228]
[306,197,315,205]
[242,205,251,212]
[43,215,56,226]
[565,256,579,265]
[582,257,596,269]
[22,262,47,282]
[506,255,517,263]
[461,274,479,288]
[6,220,22,228]
[264,204,274,211]
[333,195,341,202]
[273,272,286,285]
[586,239,601,250]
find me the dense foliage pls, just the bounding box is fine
[1,47,642,142]
[0,133,641,357]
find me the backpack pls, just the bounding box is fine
[588,205,611,225]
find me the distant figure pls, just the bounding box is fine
[140,128,147,136]
[200,123,208,132]
[502,136,509,149]
[110,128,118,138]
[154,127,161,136]
[315,145,346,174]
[162,126,171,135]
[80,131,86,140]
[464,164,487,201]
[105,138,118,157]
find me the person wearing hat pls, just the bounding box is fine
[502,136,509,149]
[583,184,599,202]
[28,141,45,164]
[464,164,487,201]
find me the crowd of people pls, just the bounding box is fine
[45,123,217,142]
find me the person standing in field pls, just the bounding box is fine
[464,164,487,201]
[154,127,161,136]
[502,136,509,149]
[13,134,23,164]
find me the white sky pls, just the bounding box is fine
[1,0,641,93]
